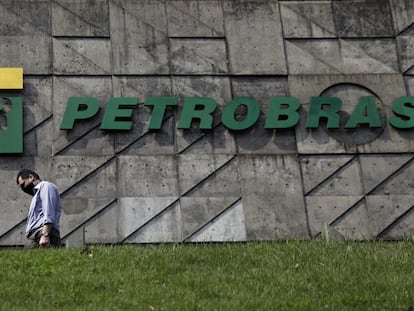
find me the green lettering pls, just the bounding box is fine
[144,96,178,129]
[178,97,217,129]
[265,97,300,129]
[389,96,414,129]
[222,97,260,130]
[345,96,382,128]
[306,97,341,129]
[60,97,100,130]
[100,97,138,130]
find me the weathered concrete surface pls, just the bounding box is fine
[53,38,112,75]
[110,0,169,74]
[0,0,51,74]
[189,201,246,242]
[1,0,414,246]
[240,155,309,240]
[280,1,336,38]
[170,39,228,74]
[223,1,287,74]
[290,74,412,154]
[167,0,224,38]
[333,0,394,37]
[286,39,399,74]
[52,0,110,37]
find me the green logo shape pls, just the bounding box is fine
[0,97,23,153]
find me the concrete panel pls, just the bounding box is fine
[382,205,414,240]
[359,155,413,194]
[371,159,414,195]
[397,29,414,74]
[177,124,236,154]
[306,196,363,238]
[117,155,179,197]
[110,0,169,74]
[332,200,372,240]
[179,154,240,197]
[231,77,289,105]
[170,38,228,74]
[408,76,414,94]
[340,39,399,74]
[84,202,118,244]
[223,1,286,74]
[112,76,172,98]
[333,0,394,37]
[0,197,27,237]
[51,155,114,194]
[290,75,411,154]
[392,1,414,34]
[0,222,26,246]
[280,1,336,38]
[366,195,414,238]
[125,201,182,243]
[180,197,239,240]
[286,39,399,74]
[63,226,85,248]
[59,157,117,199]
[117,110,176,155]
[0,1,50,74]
[0,0,50,34]
[52,0,110,37]
[308,157,363,196]
[172,77,235,154]
[118,197,178,241]
[240,155,308,240]
[25,121,53,156]
[57,129,115,156]
[20,76,52,124]
[53,38,111,75]
[285,39,341,74]
[172,76,232,107]
[167,0,224,37]
[60,197,114,238]
[390,0,414,34]
[178,154,238,196]
[52,77,113,155]
[189,201,246,242]
[300,155,354,194]
[0,36,51,74]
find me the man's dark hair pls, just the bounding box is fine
[16,169,40,184]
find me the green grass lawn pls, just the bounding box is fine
[0,241,413,310]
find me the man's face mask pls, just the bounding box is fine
[21,180,35,196]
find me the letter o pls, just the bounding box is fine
[222,97,260,130]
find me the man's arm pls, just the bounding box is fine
[38,182,60,247]
[39,223,53,247]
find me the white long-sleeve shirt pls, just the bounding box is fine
[25,181,62,237]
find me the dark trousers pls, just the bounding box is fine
[26,227,62,248]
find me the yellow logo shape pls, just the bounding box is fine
[0,68,23,89]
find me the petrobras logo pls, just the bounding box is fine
[0,68,23,153]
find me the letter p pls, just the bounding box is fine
[60,97,100,129]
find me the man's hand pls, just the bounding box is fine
[39,236,50,248]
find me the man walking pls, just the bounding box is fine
[16,169,62,248]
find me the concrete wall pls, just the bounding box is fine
[1,0,414,246]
